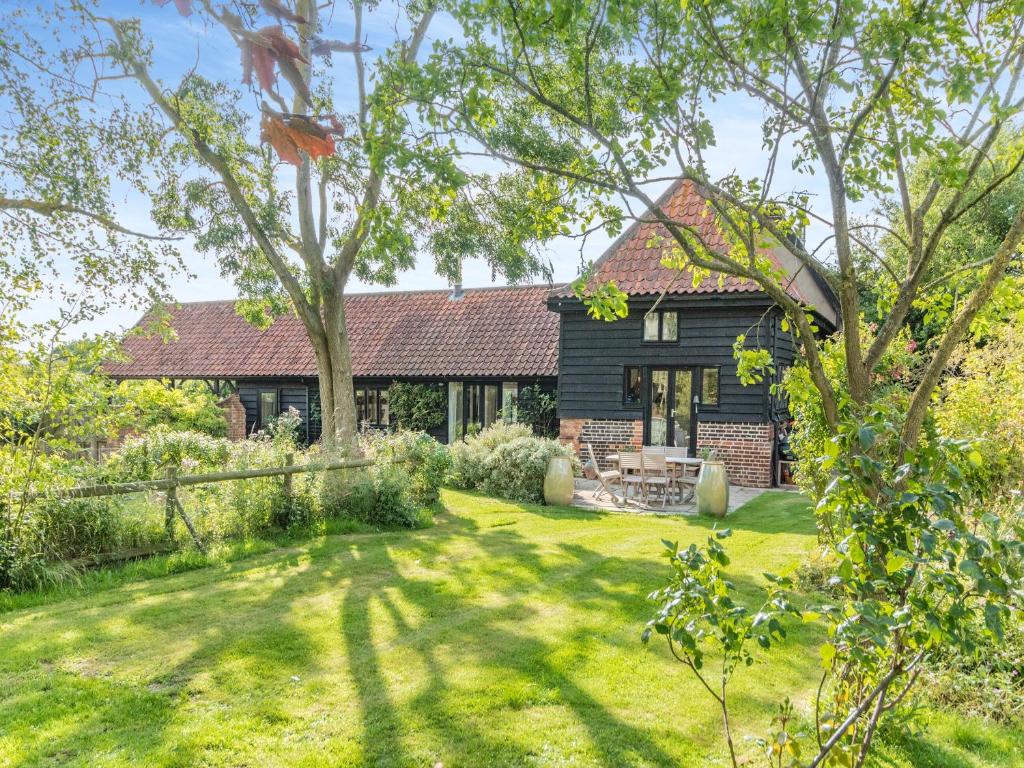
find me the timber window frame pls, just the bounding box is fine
[355,384,390,428]
[623,366,643,406]
[700,367,721,409]
[641,310,678,342]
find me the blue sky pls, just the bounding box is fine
[19,0,839,335]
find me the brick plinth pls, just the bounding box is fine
[219,393,248,441]
[697,421,774,488]
[560,417,643,469]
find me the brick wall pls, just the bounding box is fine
[560,417,643,469]
[219,393,248,441]
[697,421,774,488]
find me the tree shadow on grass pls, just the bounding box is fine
[1,494,818,767]
[335,512,803,767]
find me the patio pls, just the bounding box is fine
[572,478,766,516]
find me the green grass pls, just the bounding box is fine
[0,490,1019,767]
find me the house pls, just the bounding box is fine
[107,180,837,487]
[105,286,560,445]
[549,180,838,486]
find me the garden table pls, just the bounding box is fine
[604,454,702,504]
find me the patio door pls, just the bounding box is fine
[648,368,696,454]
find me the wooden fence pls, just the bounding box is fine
[23,455,375,557]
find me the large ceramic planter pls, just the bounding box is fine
[544,455,575,506]
[697,459,730,518]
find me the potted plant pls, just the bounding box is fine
[696,448,729,517]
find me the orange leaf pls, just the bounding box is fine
[259,26,308,64]
[260,113,301,166]
[283,116,335,160]
[241,39,278,94]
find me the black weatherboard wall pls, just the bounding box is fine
[237,375,558,445]
[237,378,314,441]
[554,294,793,424]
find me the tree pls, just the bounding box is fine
[64,0,566,458]
[857,130,1024,345]
[428,0,1024,764]
[0,4,183,325]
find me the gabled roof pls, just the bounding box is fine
[106,285,562,380]
[553,179,810,302]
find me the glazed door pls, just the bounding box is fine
[648,368,696,453]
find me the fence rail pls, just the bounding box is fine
[51,456,375,500]
[17,455,377,556]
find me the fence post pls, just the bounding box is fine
[283,453,294,496]
[165,467,177,544]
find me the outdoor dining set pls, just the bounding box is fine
[585,443,703,508]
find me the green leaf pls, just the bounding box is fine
[838,558,854,581]
[885,555,908,575]
[858,426,875,451]
[819,643,836,668]
[985,602,1004,642]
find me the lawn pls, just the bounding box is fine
[0,490,1019,767]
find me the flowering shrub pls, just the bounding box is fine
[361,429,450,506]
[448,422,533,489]
[449,422,577,504]
[481,435,578,504]
[111,427,232,480]
[937,317,1024,497]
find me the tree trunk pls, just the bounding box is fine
[317,283,360,457]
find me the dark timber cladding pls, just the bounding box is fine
[548,178,839,487]
[554,294,785,423]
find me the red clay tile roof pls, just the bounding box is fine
[554,179,806,301]
[106,285,562,380]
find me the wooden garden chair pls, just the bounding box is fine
[586,443,622,503]
[665,446,697,503]
[641,450,672,507]
[617,451,645,502]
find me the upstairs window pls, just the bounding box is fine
[623,367,642,405]
[642,310,678,342]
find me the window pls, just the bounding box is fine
[663,311,678,341]
[642,310,678,342]
[466,383,499,433]
[623,366,642,405]
[354,385,390,427]
[701,368,720,407]
[448,382,464,443]
[259,390,279,429]
[643,313,660,341]
[502,382,519,422]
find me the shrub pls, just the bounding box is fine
[449,423,576,504]
[387,382,446,432]
[362,429,450,505]
[516,385,558,438]
[116,379,227,437]
[936,316,1024,498]
[337,466,421,528]
[923,615,1024,724]
[481,435,576,504]
[448,422,533,489]
[112,427,232,480]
